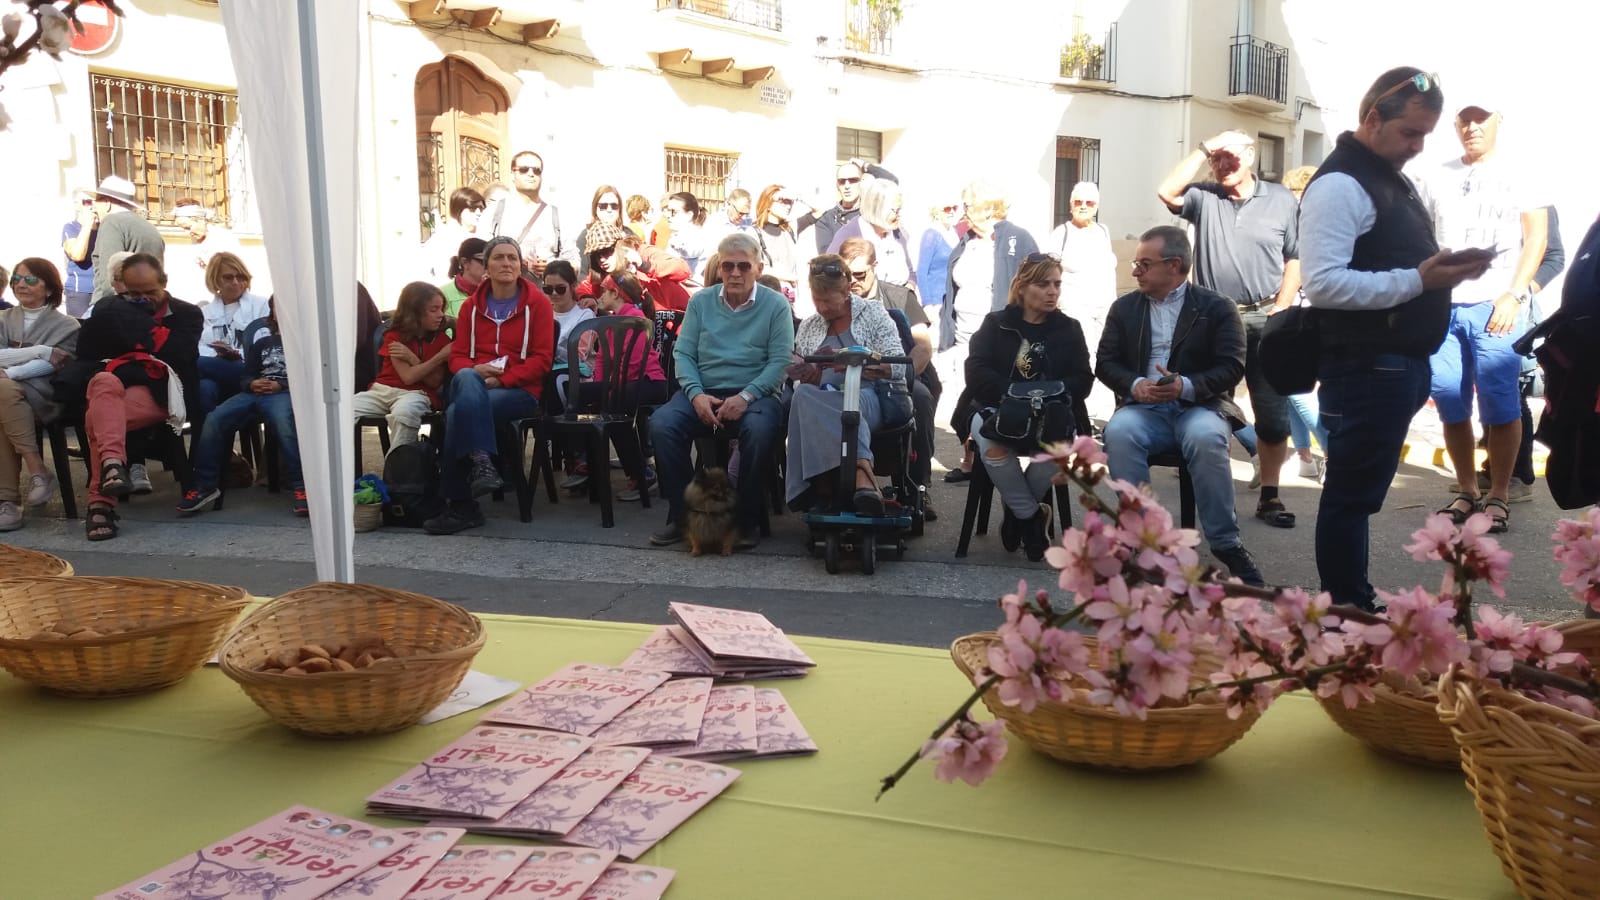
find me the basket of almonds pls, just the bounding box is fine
[218,583,485,736]
[0,576,249,696]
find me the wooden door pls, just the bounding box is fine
[415,57,510,239]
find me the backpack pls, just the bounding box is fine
[1259,305,1321,396]
[381,441,444,527]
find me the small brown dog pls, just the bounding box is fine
[683,466,738,557]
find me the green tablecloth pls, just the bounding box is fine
[2,614,1514,899]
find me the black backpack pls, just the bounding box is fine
[382,441,444,527]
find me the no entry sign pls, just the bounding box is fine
[66,0,120,57]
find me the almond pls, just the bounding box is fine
[300,657,334,673]
[273,648,301,669]
[336,645,361,665]
[283,666,307,675]
[355,652,377,669]
[298,644,332,661]
[330,658,357,672]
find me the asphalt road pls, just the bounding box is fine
[4,423,1589,647]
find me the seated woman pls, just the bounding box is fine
[178,296,308,517]
[195,251,270,419]
[785,254,910,516]
[589,272,668,501]
[0,259,80,530]
[439,237,487,318]
[426,236,554,535]
[352,282,451,447]
[545,259,595,490]
[965,253,1093,561]
[53,253,202,541]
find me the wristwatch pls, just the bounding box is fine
[738,390,755,404]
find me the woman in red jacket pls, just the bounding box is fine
[425,236,555,535]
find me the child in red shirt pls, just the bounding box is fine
[351,281,451,446]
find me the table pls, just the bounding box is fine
[3,614,1515,899]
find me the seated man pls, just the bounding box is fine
[839,237,940,520]
[425,236,555,535]
[648,232,791,551]
[1096,226,1263,586]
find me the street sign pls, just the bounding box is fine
[759,85,790,108]
[66,0,119,57]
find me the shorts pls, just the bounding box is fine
[1240,309,1291,443]
[1428,300,1523,427]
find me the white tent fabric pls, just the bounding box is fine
[219,0,361,581]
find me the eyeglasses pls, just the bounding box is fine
[1023,252,1061,265]
[1072,199,1097,208]
[774,197,795,206]
[836,177,861,186]
[596,202,620,211]
[219,273,250,283]
[543,283,569,296]
[941,204,961,214]
[10,274,41,286]
[1130,257,1178,272]
[514,165,542,176]
[1370,71,1440,109]
[847,268,871,282]
[466,205,486,213]
[720,260,754,274]
[81,199,94,207]
[810,261,846,278]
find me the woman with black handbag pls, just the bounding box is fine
[965,253,1094,560]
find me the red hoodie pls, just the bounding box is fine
[448,276,555,399]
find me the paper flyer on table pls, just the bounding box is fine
[417,670,522,725]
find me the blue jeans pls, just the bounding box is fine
[1286,391,1329,452]
[192,390,302,491]
[1315,352,1431,609]
[197,355,246,417]
[1103,401,1241,551]
[650,389,781,532]
[441,369,540,501]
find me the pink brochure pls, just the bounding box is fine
[322,827,466,900]
[561,756,741,861]
[482,664,671,735]
[399,844,534,900]
[667,602,815,666]
[367,726,593,819]
[433,745,651,839]
[590,677,713,748]
[677,685,759,760]
[578,863,677,900]
[489,847,617,899]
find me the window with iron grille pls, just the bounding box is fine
[1053,136,1102,228]
[836,127,882,165]
[88,73,254,230]
[1256,133,1285,182]
[664,146,738,214]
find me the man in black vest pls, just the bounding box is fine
[1299,67,1493,611]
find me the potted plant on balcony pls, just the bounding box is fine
[1059,33,1104,80]
[846,0,902,55]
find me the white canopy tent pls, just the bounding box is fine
[219,0,362,581]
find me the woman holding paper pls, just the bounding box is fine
[427,236,555,536]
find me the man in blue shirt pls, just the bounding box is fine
[60,191,97,317]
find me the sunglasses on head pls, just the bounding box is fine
[596,202,620,210]
[810,261,846,278]
[543,282,569,296]
[1371,71,1440,109]
[836,177,861,186]
[1023,252,1060,265]
[10,274,41,286]
[720,260,754,274]
[514,165,542,176]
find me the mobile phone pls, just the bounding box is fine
[1156,374,1177,386]
[1440,245,1498,265]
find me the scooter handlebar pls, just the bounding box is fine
[802,348,912,367]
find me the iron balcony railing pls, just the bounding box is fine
[657,0,783,32]
[1059,23,1117,82]
[1228,34,1288,104]
[844,0,894,56]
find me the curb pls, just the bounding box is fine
[1399,443,1548,477]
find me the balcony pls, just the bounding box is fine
[1228,34,1288,109]
[844,0,897,56]
[1058,23,1116,83]
[655,0,782,33]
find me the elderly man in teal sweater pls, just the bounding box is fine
[649,232,793,550]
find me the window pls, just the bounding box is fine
[836,127,882,165]
[1052,136,1102,227]
[89,73,252,230]
[664,146,739,214]
[414,58,510,241]
[1256,133,1285,182]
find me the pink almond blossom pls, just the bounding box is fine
[1361,587,1469,675]
[1553,509,1600,612]
[921,717,1009,786]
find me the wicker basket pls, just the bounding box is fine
[1438,668,1600,900]
[1316,674,1460,768]
[0,576,249,696]
[218,583,485,737]
[0,545,74,577]
[1552,619,1600,673]
[950,631,1262,770]
[353,503,383,533]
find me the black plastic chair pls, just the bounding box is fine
[39,419,78,520]
[1148,450,1197,529]
[954,456,1073,558]
[548,316,655,528]
[355,320,446,465]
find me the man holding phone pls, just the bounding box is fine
[1413,91,1548,535]
[1299,67,1493,612]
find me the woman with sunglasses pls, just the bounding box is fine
[916,199,963,313]
[826,179,914,293]
[194,252,270,419]
[964,253,1093,561]
[0,259,80,529]
[440,237,489,318]
[785,254,911,516]
[575,185,626,279]
[754,184,800,299]
[421,187,486,281]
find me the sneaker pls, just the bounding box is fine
[130,462,153,495]
[734,533,761,552]
[1248,457,1262,490]
[618,467,656,502]
[424,500,485,535]
[1212,545,1266,588]
[467,452,504,498]
[175,487,221,516]
[0,500,21,531]
[1297,456,1324,481]
[943,468,972,484]
[25,472,56,507]
[1023,503,1051,562]
[560,459,589,491]
[291,489,308,516]
[1507,480,1534,504]
[649,523,684,546]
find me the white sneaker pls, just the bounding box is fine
[1507,480,1534,504]
[0,500,21,531]
[130,463,153,495]
[1297,456,1324,481]
[1248,457,1262,490]
[25,471,56,507]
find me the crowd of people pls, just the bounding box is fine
[3,64,1595,612]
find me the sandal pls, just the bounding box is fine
[99,459,131,499]
[85,504,119,542]
[1254,497,1296,528]
[1483,497,1510,534]
[1437,492,1479,526]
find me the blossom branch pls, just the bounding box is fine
[877,674,1001,801]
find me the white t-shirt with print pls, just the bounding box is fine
[1414,156,1543,305]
